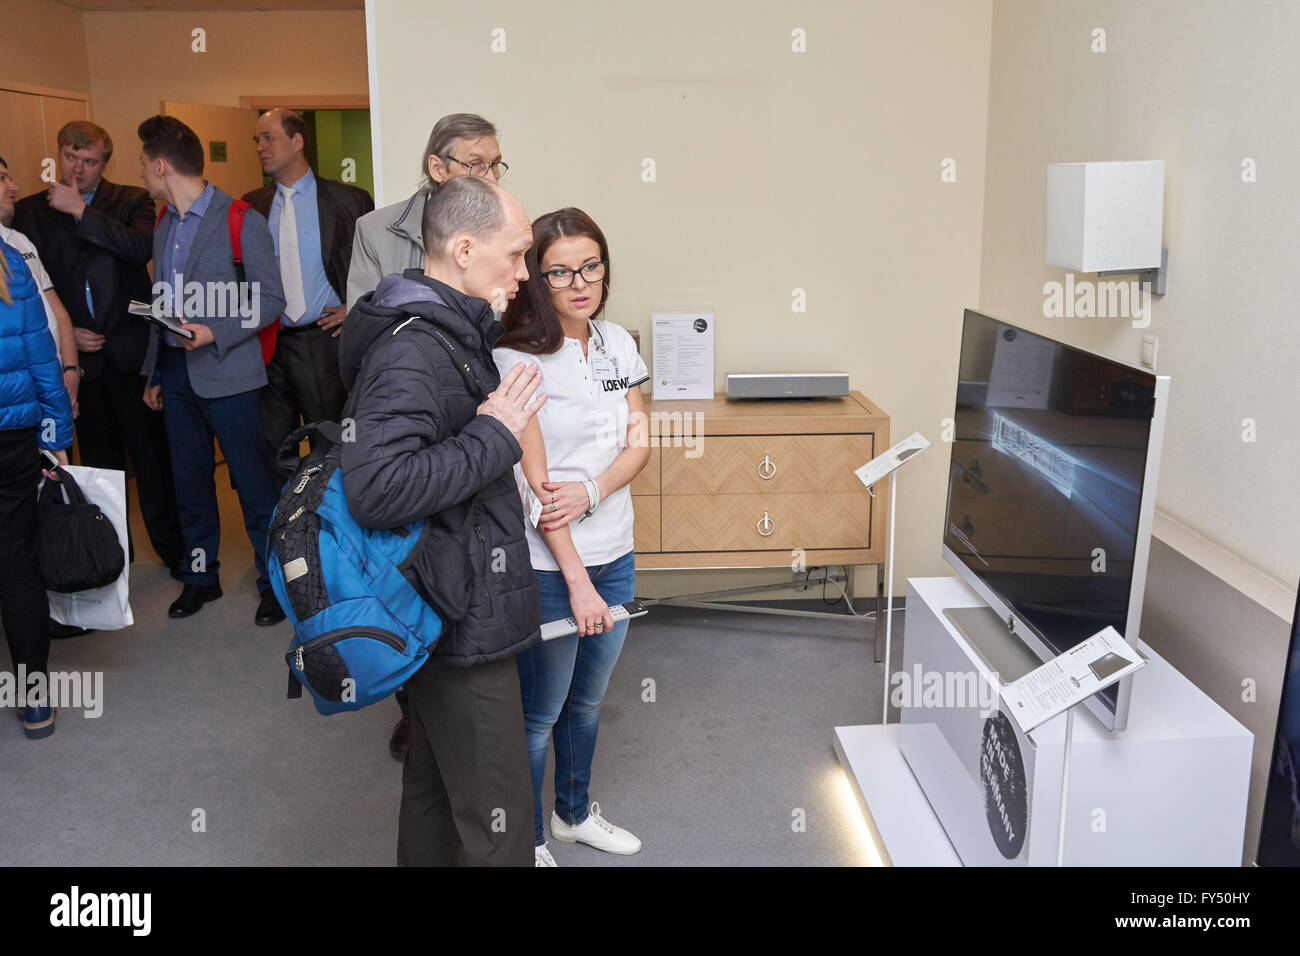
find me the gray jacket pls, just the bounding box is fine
[141,186,285,399]
[345,190,425,310]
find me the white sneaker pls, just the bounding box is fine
[550,801,642,855]
[535,843,558,867]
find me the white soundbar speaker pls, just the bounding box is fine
[726,372,849,400]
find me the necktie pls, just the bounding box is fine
[278,183,306,324]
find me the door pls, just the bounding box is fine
[161,101,262,199]
[0,91,47,196]
[0,86,89,199]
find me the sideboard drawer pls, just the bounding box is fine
[634,391,889,567]
[661,434,873,495]
[660,492,871,552]
[629,446,660,496]
[632,495,661,553]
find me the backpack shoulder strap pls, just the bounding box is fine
[399,318,491,402]
[227,199,250,278]
[342,314,493,432]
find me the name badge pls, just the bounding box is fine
[591,354,619,379]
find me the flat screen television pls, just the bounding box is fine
[1257,586,1300,866]
[942,309,1169,731]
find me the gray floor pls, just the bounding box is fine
[0,469,902,866]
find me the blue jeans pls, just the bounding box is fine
[518,550,635,846]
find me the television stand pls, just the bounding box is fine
[941,606,1040,682]
[834,576,1254,865]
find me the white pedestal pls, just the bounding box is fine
[832,724,960,866]
[833,576,1254,866]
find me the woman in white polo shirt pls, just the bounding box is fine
[495,208,651,867]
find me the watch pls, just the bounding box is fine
[62,365,84,379]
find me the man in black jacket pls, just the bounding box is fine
[14,120,184,573]
[243,108,374,483]
[339,176,543,866]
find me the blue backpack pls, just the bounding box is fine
[267,318,490,715]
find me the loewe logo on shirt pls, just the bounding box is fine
[601,377,631,392]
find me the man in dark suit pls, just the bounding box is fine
[14,120,185,575]
[242,108,374,483]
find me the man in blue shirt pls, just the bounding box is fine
[137,115,288,627]
[243,108,373,483]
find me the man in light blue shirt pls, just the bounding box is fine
[156,180,217,350]
[266,166,339,328]
[244,108,373,483]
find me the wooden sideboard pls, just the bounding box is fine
[629,391,890,572]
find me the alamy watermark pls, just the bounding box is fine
[589,409,705,457]
[151,275,263,328]
[1,666,103,717]
[1043,273,1151,328]
[890,664,1000,717]
[50,886,150,935]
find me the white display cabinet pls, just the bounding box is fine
[835,576,1254,866]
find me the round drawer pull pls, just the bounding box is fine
[757,455,777,480]
[756,511,775,537]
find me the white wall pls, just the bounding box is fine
[0,0,90,95]
[368,0,994,600]
[83,9,368,193]
[979,0,1300,591]
[980,0,1300,862]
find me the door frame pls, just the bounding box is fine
[237,95,369,110]
[0,80,88,102]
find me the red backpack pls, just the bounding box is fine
[155,199,278,364]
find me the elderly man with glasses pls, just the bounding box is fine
[346,113,508,310]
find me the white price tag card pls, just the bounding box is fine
[1001,626,1146,734]
[854,432,931,489]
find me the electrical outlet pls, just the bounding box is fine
[1140,335,1158,371]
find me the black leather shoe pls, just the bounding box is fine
[47,619,93,639]
[389,716,410,761]
[255,590,286,627]
[168,583,222,619]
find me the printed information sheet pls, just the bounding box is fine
[1002,626,1145,733]
[854,432,931,489]
[652,312,714,400]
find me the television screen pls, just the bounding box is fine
[1258,589,1300,866]
[943,310,1165,727]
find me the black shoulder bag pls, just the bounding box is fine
[38,466,126,593]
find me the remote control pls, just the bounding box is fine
[540,600,648,641]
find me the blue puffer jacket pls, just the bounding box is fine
[0,240,73,449]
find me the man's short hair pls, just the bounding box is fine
[420,113,497,194]
[0,155,7,169]
[270,108,309,152]
[421,177,506,258]
[58,120,114,163]
[138,115,204,177]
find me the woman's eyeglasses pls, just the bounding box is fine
[541,260,607,289]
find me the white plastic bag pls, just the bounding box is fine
[43,464,134,630]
